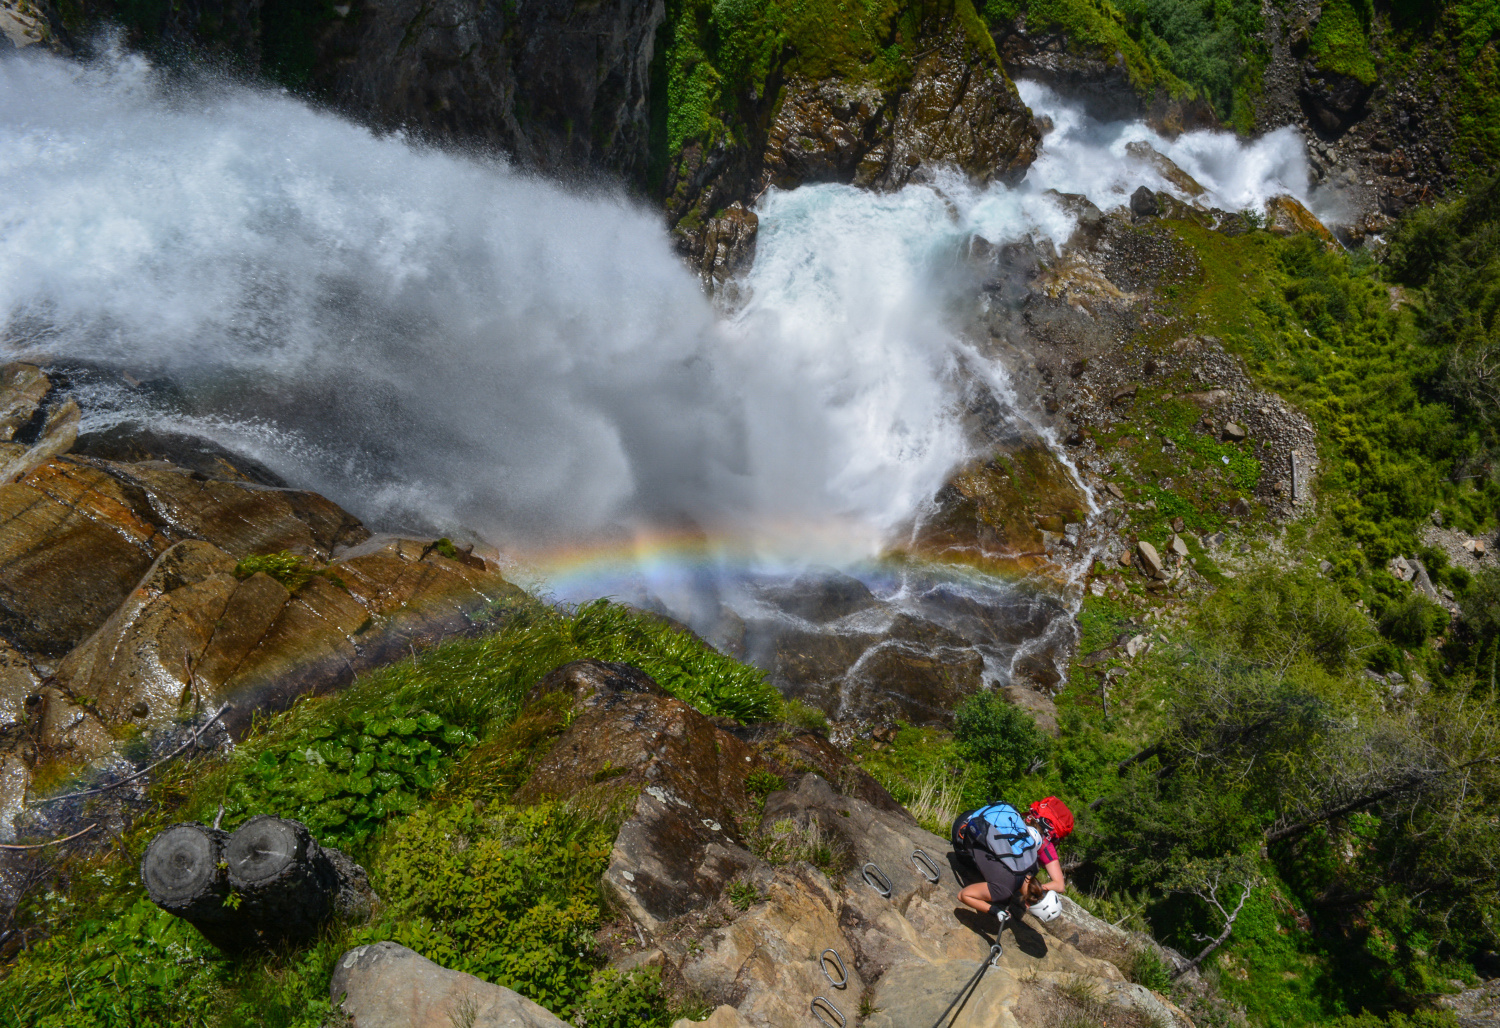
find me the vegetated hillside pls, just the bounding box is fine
[1010,177,1500,1026]
[988,0,1500,226]
[0,599,784,1027]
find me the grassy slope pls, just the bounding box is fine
[0,598,778,1028]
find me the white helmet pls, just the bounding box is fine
[1028,891,1063,923]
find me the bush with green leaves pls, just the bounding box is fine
[0,595,778,1027]
[952,690,1051,795]
[374,801,618,1016]
[222,706,475,849]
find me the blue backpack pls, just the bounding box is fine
[953,803,1039,873]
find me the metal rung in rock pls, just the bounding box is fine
[812,996,846,1028]
[820,948,848,989]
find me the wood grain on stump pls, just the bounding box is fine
[143,815,374,952]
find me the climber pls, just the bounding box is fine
[952,797,1074,923]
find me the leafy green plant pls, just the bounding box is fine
[784,698,830,734]
[1128,944,1176,993]
[234,550,317,591]
[744,768,785,803]
[221,705,475,849]
[952,691,1051,793]
[374,801,617,1017]
[571,968,674,1028]
[727,880,761,910]
[1379,593,1449,648]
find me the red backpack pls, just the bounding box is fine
[1028,797,1074,841]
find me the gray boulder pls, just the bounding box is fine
[330,942,569,1028]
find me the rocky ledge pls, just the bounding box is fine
[0,364,522,842]
[333,660,1196,1027]
[666,17,1041,292]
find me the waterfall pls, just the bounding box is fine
[0,45,1317,714]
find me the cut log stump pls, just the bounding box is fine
[142,815,375,952]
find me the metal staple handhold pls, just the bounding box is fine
[862,862,893,898]
[911,848,941,883]
[819,948,848,989]
[811,996,847,1028]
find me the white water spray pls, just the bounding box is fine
[0,47,973,555]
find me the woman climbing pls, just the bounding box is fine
[952,797,1074,923]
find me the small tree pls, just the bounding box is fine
[1164,854,1263,980]
[952,692,1050,796]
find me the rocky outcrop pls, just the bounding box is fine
[56,0,664,183]
[667,19,1040,290]
[53,534,520,738]
[908,440,1090,575]
[991,19,1217,135]
[331,941,570,1028]
[722,566,1066,727]
[0,452,368,659]
[0,366,523,837]
[1437,978,1500,1028]
[511,667,1190,1027]
[1265,194,1338,246]
[1299,63,1374,136]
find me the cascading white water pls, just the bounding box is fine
[0,45,1321,712]
[0,46,977,557]
[0,48,1318,562]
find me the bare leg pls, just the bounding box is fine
[959,882,994,914]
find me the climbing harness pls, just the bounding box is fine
[928,942,1004,1028]
[911,848,942,883]
[862,862,893,898]
[819,948,848,989]
[811,996,847,1028]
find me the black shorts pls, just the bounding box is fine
[971,848,1034,904]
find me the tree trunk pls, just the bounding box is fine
[139,822,241,952]
[143,816,375,952]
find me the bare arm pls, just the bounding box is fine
[1040,858,1066,893]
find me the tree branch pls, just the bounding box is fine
[0,823,98,850]
[1264,754,1499,844]
[1170,877,1254,980]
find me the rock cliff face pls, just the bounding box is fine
[0,365,522,839]
[667,18,1041,290]
[307,0,664,181]
[50,0,664,182]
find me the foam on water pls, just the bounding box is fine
[0,46,977,559]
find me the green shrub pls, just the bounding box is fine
[374,801,616,1017]
[727,880,761,910]
[784,697,830,734]
[1127,944,1175,993]
[221,705,474,849]
[571,968,674,1028]
[1379,593,1449,648]
[745,768,786,802]
[952,690,1051,793]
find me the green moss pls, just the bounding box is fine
[234,550,316,590]
[1307,0,1377,85]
